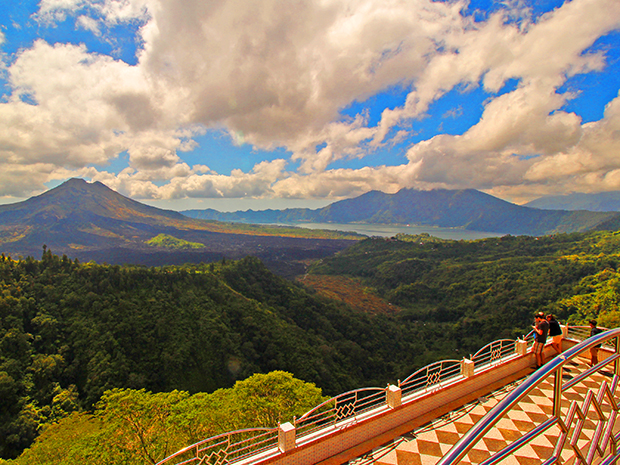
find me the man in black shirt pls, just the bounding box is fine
[546,314,562,354]
[532,312,549,368]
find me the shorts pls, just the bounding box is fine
[552,335,562,344]
[532,341,545,354]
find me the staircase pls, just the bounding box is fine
[356,357,617,464]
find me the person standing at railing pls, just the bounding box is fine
[532,312,549,368]
[589,319,603,367]
[546,314,562,354]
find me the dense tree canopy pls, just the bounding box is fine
[2,231,620,462]
[0,249,433,458]
[308,232,620,349]
[5,371,325,465]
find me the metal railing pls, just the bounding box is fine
[471,339,518,368]
[294,386,386,438]
[567,324,593,341]
[569,325,615,349]
[398,359,462,397]
[437,327,620,465]
[155,428,279,465]
[157,325,598,465]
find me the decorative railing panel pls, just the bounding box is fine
[155,428,278,465]
[398,359,462,397]
[294,387,386,438]
[471,339,517,368]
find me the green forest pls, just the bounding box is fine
[309,231,620,342]
[145,234,206,249]
[2,231,620,464]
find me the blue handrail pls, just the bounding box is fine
[436,327,620,465]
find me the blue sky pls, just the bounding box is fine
[0,0,619,211]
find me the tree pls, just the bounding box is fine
[95,388,189,465]
[8,412,101,465]
[11,372,326,465]
[223,371,325,427]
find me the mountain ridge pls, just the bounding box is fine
[524,191,620,212]
[0,178,357,273]
[183,188,620,235]
[0,178,187,224]
[3,180,620,269]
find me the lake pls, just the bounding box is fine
[288,222,503,240]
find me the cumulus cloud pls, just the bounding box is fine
[76,15,102,36]
[138,0,472,156]
[0,0,619,204]
[271,164,419,200]
[36,0,86,22]
[522,91,620,188]
[0,38,194,168]
[37,0,151,26]
[399,0,620,200]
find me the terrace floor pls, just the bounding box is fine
[351,356,617,465]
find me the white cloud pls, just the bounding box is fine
[397,0,620,199]
[80,158,288,201]
[37,0,151,25]
[0,163,58,197]
[36,0,86,21]
[522,91,620,187]
[0,39,195,169]
[271,164,418,200]
[76,15,102,36]
[0,0,619,205]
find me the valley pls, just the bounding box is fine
[2,230,620,462]
[2,180,620,463]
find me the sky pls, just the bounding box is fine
[0,0,619,212]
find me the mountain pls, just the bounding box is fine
[524,191,620,212]
[183,188,620,235]
[4,181,620,270]
[0,177,187,226]
[0,179,356,273]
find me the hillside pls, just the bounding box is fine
[0,252,446,458]
[525,191,620,211]
[3,232,620,461]
[183,188,620,235]
[307,231,620,347]
[0,179,359,274]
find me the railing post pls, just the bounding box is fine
[515,339,528,356]
[553,369,562,417]
[614,337,620,375]
[278,422,296,453]
[461,358,474,378]
[387,384,402,408]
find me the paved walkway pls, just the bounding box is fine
[351,358,618,465]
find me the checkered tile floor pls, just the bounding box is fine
[352,358,619,465]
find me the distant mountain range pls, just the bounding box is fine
[0,179,356,273]
[2,180,620,270]
[524,191,620,212]
[183,188,620,236]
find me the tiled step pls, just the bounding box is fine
[358,357,617,465]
